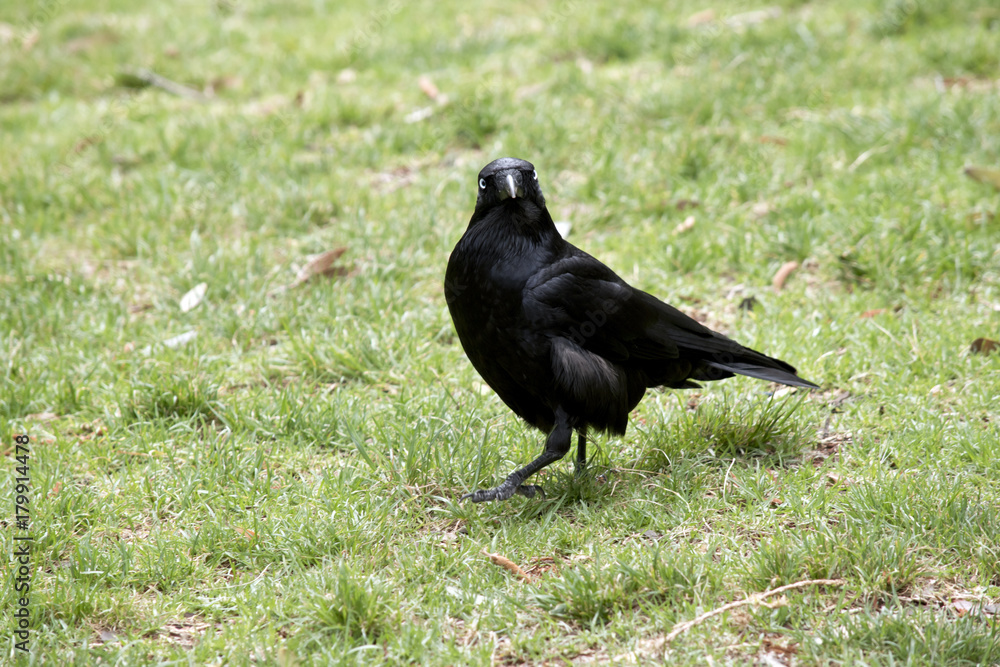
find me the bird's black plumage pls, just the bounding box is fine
[445,157,817,502]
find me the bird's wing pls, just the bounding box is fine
[522,248,815,389]
[522,250,685,363]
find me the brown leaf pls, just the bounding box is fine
[941,77,997,92]
[964,166,1000,191]
[298,248,348,280]
[761,636,799,658]
[270,248,348,296]
[943,77,974,89]
[675,199,700,210]
[859,309,885,318]
[758,135,788,146]
[772,261,799,290]
[952,599,1000,615]
[482,549,530,582]
[970,337,1000,355]
[49,482,63,497]
[207,75,243,94]
[951,599,976,615]
[967,210,995,223]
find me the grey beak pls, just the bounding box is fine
[506,173,517,199]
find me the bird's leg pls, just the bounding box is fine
[575,430,587,477]
[462,410,573,503]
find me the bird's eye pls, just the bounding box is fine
[479,178,486,189]
[532,170,538,180]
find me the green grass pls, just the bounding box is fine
[2,0,1000,663]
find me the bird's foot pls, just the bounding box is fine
[461,482,545,503]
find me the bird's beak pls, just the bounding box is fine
[497,172,525,201]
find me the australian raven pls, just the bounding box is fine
[445,157,817,502]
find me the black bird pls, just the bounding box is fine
[444,157,817,503]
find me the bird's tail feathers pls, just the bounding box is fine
[703,361,818,389]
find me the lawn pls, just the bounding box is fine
[2,0,999,664]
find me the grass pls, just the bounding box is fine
[2,0,999,663]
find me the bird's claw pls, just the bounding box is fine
[515,484,545,499]
[461,483,545,503]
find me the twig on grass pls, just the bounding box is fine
[664,578,846,643]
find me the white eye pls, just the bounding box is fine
[479,178,486,189]
[532,170,538,180]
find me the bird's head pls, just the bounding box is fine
[474,157,545,212]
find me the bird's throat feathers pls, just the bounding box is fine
[467,199,558,247]
[458,203,561,271]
